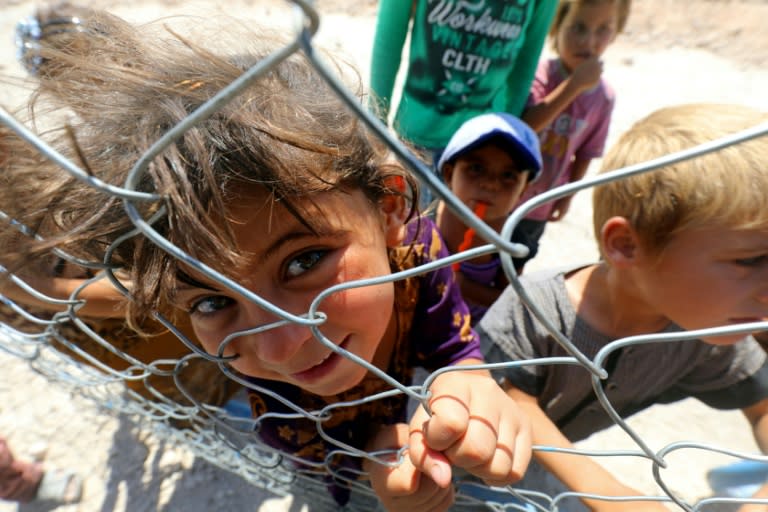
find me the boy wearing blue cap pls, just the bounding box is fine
[434,112,542,324]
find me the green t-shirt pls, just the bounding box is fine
[370,0,557,149]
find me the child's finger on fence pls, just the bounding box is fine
[418,369,483,452]
[364,423,455,511]
[478,404,532,487]
[426,368,532,485]
[403,425,454,489]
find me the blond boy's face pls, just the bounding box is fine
[634,225,768,345]
[443,143,530,224]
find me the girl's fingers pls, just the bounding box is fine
[476,410,533,486]
[410,374,533,486]
[438,385,502,468]
[384,466,454,511]
[406,428,454,489]
[365,423,456,511]
[419,375,475,451]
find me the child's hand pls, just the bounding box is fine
[571,56,603,92]
[365,423,455,512]
[408,363,532,487]
[736,480,768,511]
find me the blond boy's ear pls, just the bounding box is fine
[379,193,409,247]
[600,216,641,267]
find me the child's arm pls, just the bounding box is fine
[738,482,768,512]
[368,0,414,124]
[743,398,768,454]
[407,360,532,486]
[698,344,768,511]
[506,385,670,511]
[523,57,604,132]
[366,361,532,511]
[369,218,530,506]
[548,155,592,221]
[741,396,768,509]
[736,399,768,511]
[1,275,127,319]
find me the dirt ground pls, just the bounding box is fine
[1,1,767,511]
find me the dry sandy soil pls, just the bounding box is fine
[1,1,767,511]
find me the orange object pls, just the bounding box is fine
[384,175,406,193]
[453,202,488,272]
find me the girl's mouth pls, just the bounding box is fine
[290,336,350,384]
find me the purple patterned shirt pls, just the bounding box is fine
[245,216,481,503]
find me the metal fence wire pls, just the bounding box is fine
[2,1,768,511]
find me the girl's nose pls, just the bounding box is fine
[576,30,596,50]
[588,33,603,51]
[234,301,314,365]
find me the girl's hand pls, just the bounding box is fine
[571,56,603,92]
[364,423,455,512]
[407,363,532,487]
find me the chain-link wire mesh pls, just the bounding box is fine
[2,2,768,511]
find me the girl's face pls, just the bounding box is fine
[174,187,406,396]
[444,143,530,224]
[632,225,768,345]
[557,2,618,73]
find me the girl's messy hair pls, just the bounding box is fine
[6,3,418,325]
[593,103,768,258]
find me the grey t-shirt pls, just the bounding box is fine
[477,264,768,442]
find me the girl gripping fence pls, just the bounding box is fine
[4,4,532,509]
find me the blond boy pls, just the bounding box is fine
[479,103,768,511]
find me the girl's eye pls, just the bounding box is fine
[735,255,768,267]
[285,249,327,279]
[190,295,235,316]
[596,25,615,40]
[568,22,588,38]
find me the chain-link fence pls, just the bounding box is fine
[2,2,768,511]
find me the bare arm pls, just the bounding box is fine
[523,58,604,132]
[506,385,669,511]
[736,399,768,511]
[738,482,768,512]
[743,398,768,454]
[0,275,127,319]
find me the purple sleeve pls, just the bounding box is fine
[405,217,483,370]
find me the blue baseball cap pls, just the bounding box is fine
[437,112,542,182]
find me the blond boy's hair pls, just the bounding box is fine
[593,103,768,257]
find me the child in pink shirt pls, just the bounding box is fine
[514,0,631,272]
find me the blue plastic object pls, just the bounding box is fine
[223,396,252,418]
[707,460,768,498]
